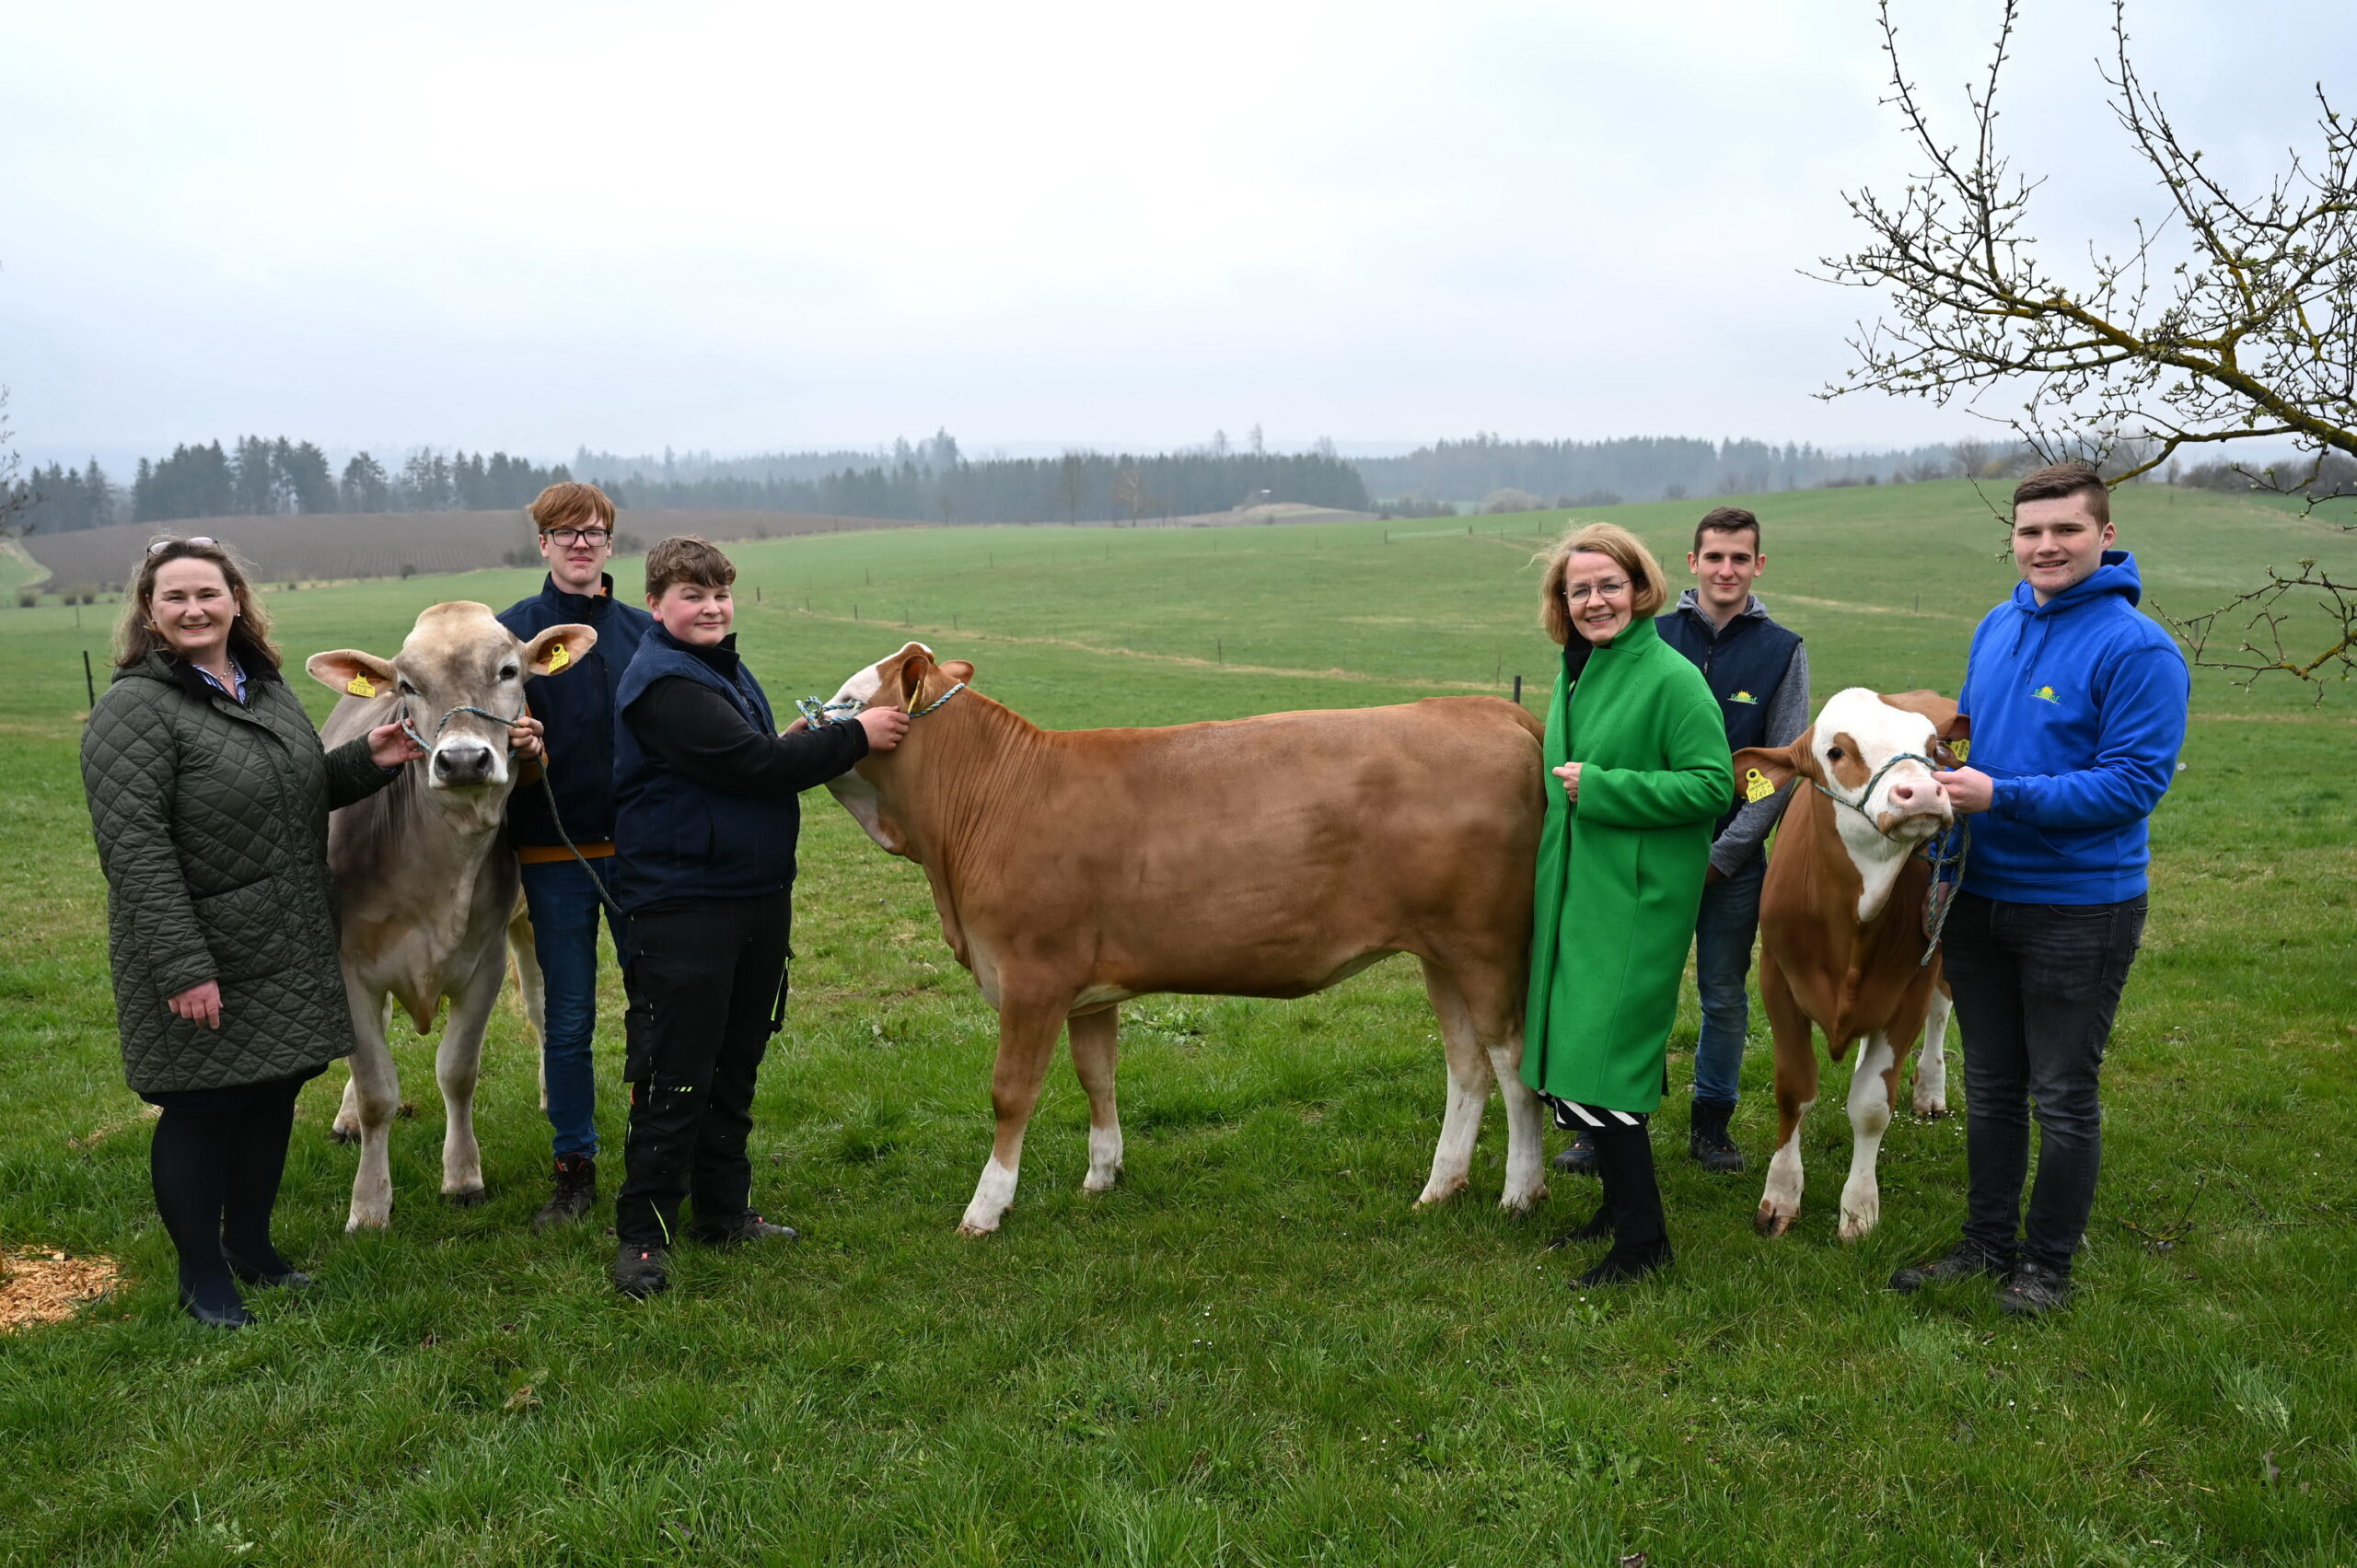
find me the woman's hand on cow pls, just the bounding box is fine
[1932,765,1994,815]
[366,723,428,770]
[507,714,546,762]
[1553,761,1582,802]
[858,706,911,751]
[168,980,223,1030]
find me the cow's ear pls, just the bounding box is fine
[306,649,397,699]
[1936,712,1972,768]
[940,659,975,684]
[524,623,598,678]
[894,647,935,712]
[1730,729,1812,804]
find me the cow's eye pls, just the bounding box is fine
[1827,746,1845,761]
[499,666,518,681]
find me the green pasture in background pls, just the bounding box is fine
[0,482,2349,1565]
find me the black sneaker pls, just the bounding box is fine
[612,1244,669,1299]
[180,1286,256,1330]
[1550,1131,1600,1175]
[1999,1260,2073,1317]
[532,1154,598,1233]
[221,1248,315,1292]
[690,1213,800,1247]
[1687,1099,1746,1174]
[1888,1238,2013,1295]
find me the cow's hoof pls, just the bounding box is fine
[1498,1183,1548,1214]
[329,1123,361,1145]
[1913,1102,1951,1120]
[345,1213,390,1233]
[1081,1171,1122,1195]
[1413,1178,1469,1208]
[1755,1206,1796,1238]
[1839,1203,1880,1241]
[955,1220,998,1238]
[444,1186,488,1209]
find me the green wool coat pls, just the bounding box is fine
[80,654,394,1096]
[1519,614,1733,1113]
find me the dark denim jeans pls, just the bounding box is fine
[1690,856,1766,1106]
[1942,890,2147,1273]
[519,856,631,1159]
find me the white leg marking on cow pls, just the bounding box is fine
[959,1155,1021,1236]
[1416,967,1492,1207]
[435,953,505,1203]
[1759,1098,1813,1233]
[1069,1008,1124,1194]
[1490,1041,1549,1213]
[1840,1033,1897,1240]
[343,982,402,1230]
[1912,990,1952,1117]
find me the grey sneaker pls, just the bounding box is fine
[1550,1131,1600,1175]
[1999,1260,2073,1317]
[1889,1238,2013,1295]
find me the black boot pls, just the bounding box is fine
[688,1211,800,1247]
[1687,1098,1746,1174]
[1550,1129,1600,1175]
[1573,1121,1673,1287]
[533,1154,598,1233]
[612,1243,669,1299]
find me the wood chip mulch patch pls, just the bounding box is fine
[1,1249,122,1331]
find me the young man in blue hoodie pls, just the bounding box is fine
[496,483,653,1229]
[1895,462,2189,1315]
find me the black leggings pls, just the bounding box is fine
[148,1074,305,1304]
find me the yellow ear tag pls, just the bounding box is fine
[346,676,376,699]
[546,643,570,673]
[1950,738,1969,762]
[1743,767,1775,804]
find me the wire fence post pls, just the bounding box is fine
[1512,674,1522,707]
[83,649,96,708]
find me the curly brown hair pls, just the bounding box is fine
[114,537,281,671]
[1537,521,1669,645]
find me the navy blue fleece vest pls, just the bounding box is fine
[611,629,795,912]
[1656,606,1802,835]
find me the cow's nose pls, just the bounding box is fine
[1888,778,1925,810]
[433,742,494,784]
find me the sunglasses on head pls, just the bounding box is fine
[148,536,219,553]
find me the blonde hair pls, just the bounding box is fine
[1538,521,1668,645]
[116,536,281,671]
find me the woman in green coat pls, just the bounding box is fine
[1520,522,1732,1284]
[81,539,430,1327]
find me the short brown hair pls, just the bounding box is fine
[1692,505,1760,553]
[115,536,281,671]
[1538,521,1669,645]
[2012,462,2109,525]
[528,482,616,535]
[644,535,736,600]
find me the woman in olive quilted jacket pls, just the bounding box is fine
[80,539,426,1328]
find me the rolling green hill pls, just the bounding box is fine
[0,482,2348,1565]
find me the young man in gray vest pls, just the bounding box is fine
[1553,506,1808,1176]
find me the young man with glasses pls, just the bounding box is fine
[1551,506,1807,1179]
[495,482,653,1229]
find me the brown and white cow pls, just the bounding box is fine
[307,602,595,1230]
[1731,686,1967,1242]
[819,642,1551,1235]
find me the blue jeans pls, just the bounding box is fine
[519,856,631,1159]
[1690,855,1765,1106]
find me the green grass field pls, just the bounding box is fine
[1,481,2351,1566]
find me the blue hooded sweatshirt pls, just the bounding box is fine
[1956,550,2189,904]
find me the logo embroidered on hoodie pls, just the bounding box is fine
[1729,691,1757,704]
[2033,684,2060,703]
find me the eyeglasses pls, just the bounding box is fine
[542,528,612,548]
[149,536,218,553]
[1562,577,1631,606]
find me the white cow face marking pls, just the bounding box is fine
[819,643,933,854]
[1810,688,1952,844]
[827,641,933,714]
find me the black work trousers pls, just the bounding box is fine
[1942,891,2147,1274]
[614,891,792,1248]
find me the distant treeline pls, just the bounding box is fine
[1356,434,1980,509]
[17,425,2238,537]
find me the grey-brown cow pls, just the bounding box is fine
[307,602,594,1230]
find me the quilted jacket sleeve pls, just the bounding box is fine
[323,733,396,811]
[82,687,215,998]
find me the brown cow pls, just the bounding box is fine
[1731,686,1966,1241]
[817,642,1551,1235]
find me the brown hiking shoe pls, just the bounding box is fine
[532,1154,597,1233]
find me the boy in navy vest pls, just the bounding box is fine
[608,537,908,1298]
[1556,505,1807,1177]
[496,482,652,1229]
[1898,463,2188,1315]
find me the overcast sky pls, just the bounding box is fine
[7,0,2351,467]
